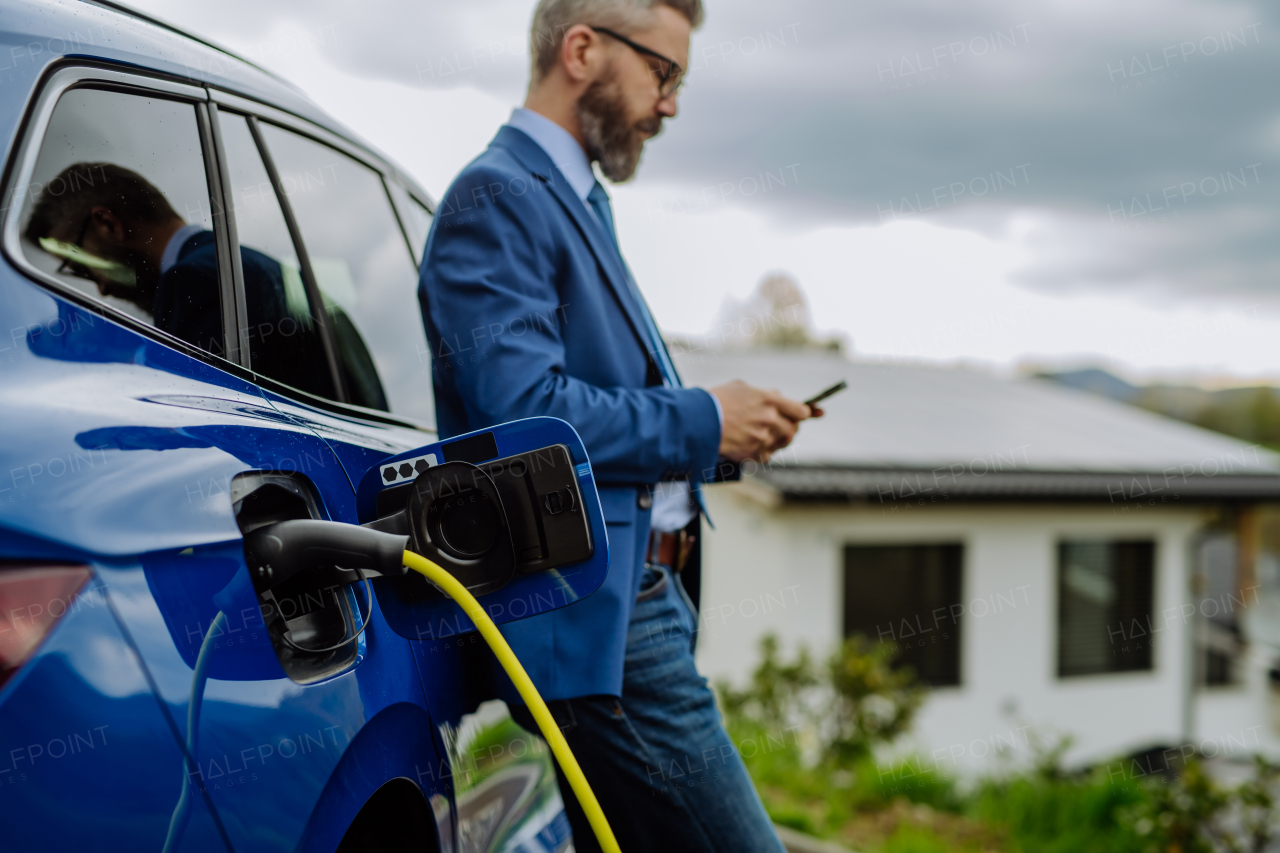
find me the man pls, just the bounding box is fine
[24,162,346,399]
[25,162,225,353]
[418,1,814,849]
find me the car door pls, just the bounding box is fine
[0,65,444,851]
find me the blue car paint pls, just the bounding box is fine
[0,2,607,850]
[0,575,229,851]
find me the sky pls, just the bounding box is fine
[129,0,1280,385]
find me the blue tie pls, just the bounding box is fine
[586,181,680,388]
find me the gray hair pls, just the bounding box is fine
[529,0,704,83]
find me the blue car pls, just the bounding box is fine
[0,2,610,850]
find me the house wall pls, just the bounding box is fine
[695,484,1231,772]
[1195,655,1280,761]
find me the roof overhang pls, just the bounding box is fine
[752,466,1280,505]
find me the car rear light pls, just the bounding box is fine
[0,565,92,691]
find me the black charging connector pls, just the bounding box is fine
[243,520,411,657]
[244,519,409,593]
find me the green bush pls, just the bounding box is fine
[1120,755,1280,853]
[718,634,923,769]
[717,634,935,837]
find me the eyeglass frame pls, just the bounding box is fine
[55,212,94,280]
[588,26,686,98]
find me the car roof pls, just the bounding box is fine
[0,0,431,204]
[86,0,300,90]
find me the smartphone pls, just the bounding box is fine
[803,380,847,408]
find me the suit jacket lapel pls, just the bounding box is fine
[492,126,662,378]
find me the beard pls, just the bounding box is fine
[576,70,662,183]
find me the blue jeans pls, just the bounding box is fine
[510,564,784,853]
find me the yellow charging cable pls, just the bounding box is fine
[402,551,622,853]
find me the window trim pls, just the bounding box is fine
[212,88,435,291]
[0,64,237,366]
[207,88,435,215]
[1,61,435,433]
[241,112,350,404]
[384,176,434,265]
[198,100,245,368]
[383,176,421,266]
[206,91,436,421]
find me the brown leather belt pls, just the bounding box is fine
[646,529,696,573]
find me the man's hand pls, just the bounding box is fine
[710,380,816,463]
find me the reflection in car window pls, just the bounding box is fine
[19,88,223,355]
[259,124,434,423]
[385,180,432,265]
[218,113,336,400]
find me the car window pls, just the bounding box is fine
[18,87,224,356]
[385,179,432,265]
[218,113,337,400]
[258,123,434,423]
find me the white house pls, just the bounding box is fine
[678,348,1280,774]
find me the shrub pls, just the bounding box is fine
[718,633,924,769]
[1120,754,1280,853]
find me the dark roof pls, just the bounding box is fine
[755,465,1280,504]
[676,351,1280,476]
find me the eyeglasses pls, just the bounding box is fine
[589,26,686,98]
[39,212,137,288]
[55,214,94,280]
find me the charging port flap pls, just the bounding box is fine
[353,417,610,641]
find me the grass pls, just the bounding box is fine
[967,771,1146,853]
[729,717,1154,853]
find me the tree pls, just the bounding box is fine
[711,273,845,352]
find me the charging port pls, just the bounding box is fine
[232,472,365,684]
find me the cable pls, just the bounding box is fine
[163,609,227,853]
[402,551,622,853]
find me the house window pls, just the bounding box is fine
[843,544,963,687]
[1057,541,1155,677]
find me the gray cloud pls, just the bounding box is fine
[137,0,1280,305]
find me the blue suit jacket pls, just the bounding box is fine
[418,125,721,700]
